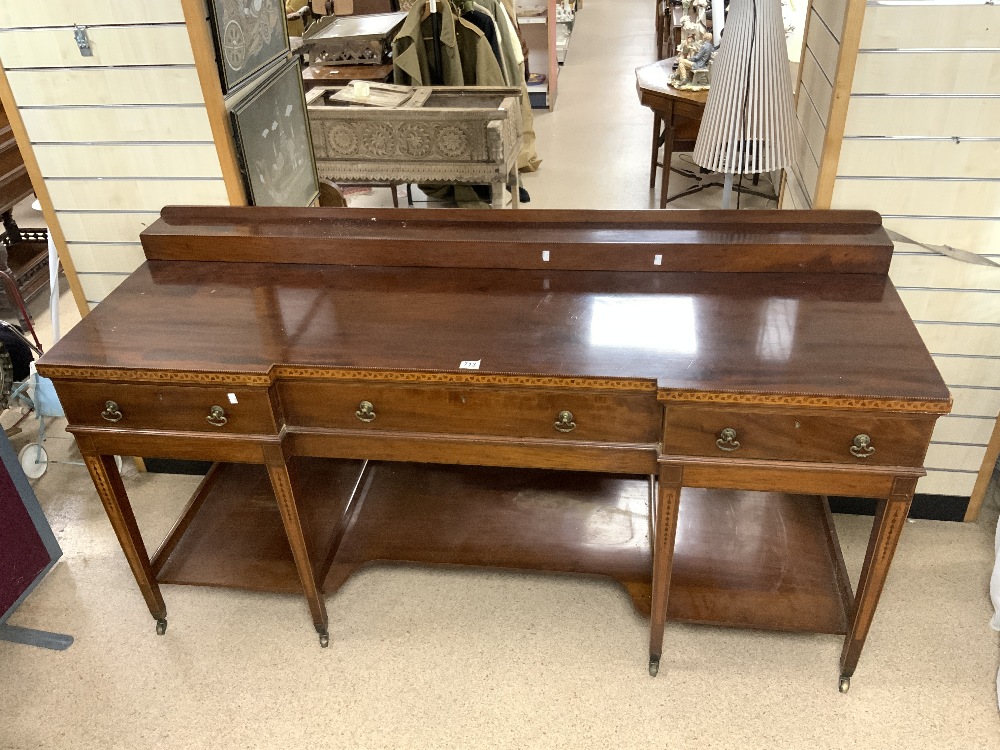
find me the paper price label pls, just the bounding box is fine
[459,360,481,370]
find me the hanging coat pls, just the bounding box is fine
[393,0,504,87]
[392,0,465,86]
[473,0,521,87]
[455,15,506,86]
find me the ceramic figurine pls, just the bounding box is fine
[671,31,714,90]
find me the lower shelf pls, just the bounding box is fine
[153,460,852,635]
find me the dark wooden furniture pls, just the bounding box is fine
[636,59,707,208]
[0,100,48,330]
[655,0,677,60]
[300,62,394,90]
[37,208,951,691]
[0,104,33,216]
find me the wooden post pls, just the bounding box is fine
[180,0,248,206]
[811,0,867,209]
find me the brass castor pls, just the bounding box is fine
[155,619,167,636]
[648,658,660,677]
[319,631,330,648]
[839,676,850,693]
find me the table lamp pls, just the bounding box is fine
[692,0,796,208]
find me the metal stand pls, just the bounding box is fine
[0,623,73,651]
[721,172,734,208]
[665,170,775,206]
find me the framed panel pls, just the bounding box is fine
[230,60,319,207]
[208,0,290,93]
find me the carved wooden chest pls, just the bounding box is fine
[306,85,523,207]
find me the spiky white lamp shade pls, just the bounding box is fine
[692,0,796,175]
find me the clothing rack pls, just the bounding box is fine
[428,0,443,84]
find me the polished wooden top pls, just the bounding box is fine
[38,208,950,408]
[635,59,709,111]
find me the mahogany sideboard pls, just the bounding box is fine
[36,207,951,692]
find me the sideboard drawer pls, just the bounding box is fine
[662,406,935,467]
[59,382,277,435]
[280,381,660,444]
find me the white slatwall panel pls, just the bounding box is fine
[7,67,204,106]
[885,218,1000,251]
[810,0,846,43]
[805,10,840,75]
[890,254,1000,291]
[925,443,988,474]
[932,416,997,446]
[78,273,130,302]
[69,244,146,274]
[853,52,1000,96]
[0,0,185,27]
[950,387,1000,419]
[792,126,820,197]
[933,356,1000,389]
[34,144,224,179]
[829,4,1000,499]
[47,179,228,212]
[832,179,1000,218]
[860,5,998,50]
[917,323,1000,357]
[795,91,827,172]
[799,51,833,125]
[918,471,978,497]
[898,290,1000,327]
[844,98,1000,138]
[783,168,813,209]
[0,7,229,306]
[838,140,1000,179]
[20,107,215,143]
[779,0,848,208]
[57,212,162,244]
[0,26,195,69]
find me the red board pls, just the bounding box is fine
[0,451,53,618]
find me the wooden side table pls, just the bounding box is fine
[301,63,394,91]
[635,59,707,208]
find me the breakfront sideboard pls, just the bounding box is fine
[37,207,950,692]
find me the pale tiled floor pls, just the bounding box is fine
[2,1,999,748]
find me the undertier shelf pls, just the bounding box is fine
[153,460,852,635]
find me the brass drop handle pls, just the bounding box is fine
[850,433,875,458]
[554,410,576,433]
[716,427,741,451]
[101,400,123,423]
[206,405,228,427]
[356,400,376,423]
